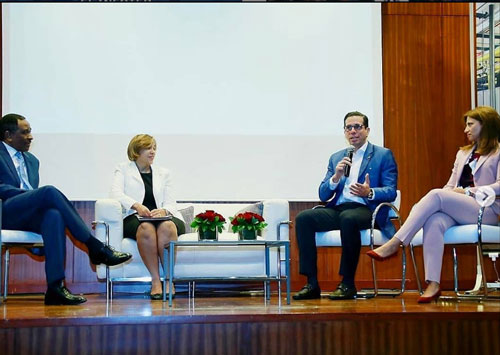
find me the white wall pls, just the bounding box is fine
[2,3,383,201]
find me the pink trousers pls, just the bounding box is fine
[395,189,498,283]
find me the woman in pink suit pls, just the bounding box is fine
[367,106,500,303]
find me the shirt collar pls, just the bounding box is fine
[2,141,20,159]
[354,141,369,156]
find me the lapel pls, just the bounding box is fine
[151,165,160,186]
[0,142,21,186]
[472,143,500,175]
[23,152,37,187]
[129,161,143,183]
[472,153,488,175]
[358,142,374,182]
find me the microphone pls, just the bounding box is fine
[344,146,355,177]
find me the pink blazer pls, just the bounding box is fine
[444,144,500,216]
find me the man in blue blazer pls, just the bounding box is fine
[0,114,132,305]
[293,111,398,300]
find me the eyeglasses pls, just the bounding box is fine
[344,124,365,132]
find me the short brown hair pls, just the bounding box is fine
[127,134,156,161]
[461,106,500,155]
[344,111,369,128]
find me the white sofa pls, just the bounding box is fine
[93,199,290,291]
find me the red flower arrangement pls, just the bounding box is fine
[190,210,226,233]
[229,212,267,233]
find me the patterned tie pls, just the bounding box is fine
[14,151,33,190]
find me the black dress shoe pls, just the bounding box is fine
[44,283,87,305]
[89,245,132,266]
[292,284,321,300]
[328,283,357,300]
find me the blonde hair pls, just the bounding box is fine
[461,106,500,155]
[127,134,156,161]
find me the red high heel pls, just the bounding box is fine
[417,289,441,303]
[366,249,398,262]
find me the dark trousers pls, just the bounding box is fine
[2,185,93,284]
[295,202,372,285]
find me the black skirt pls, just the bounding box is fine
[123,214,186,240]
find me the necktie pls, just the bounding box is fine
[14,151,33,190]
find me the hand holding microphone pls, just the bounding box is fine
[332,146,355,183]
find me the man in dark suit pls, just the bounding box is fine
[0,113,132,305]
[293,111,398,300]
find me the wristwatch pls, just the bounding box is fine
[367,189,374,200]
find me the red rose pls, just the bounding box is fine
[205,210,216,222]
[195,212,205,219]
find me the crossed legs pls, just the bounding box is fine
[372,188,498,297]
[3,185,100,284]
[136,221,178,295]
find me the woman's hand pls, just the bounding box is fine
[132,203,152,217]
[452,187,466,194]
[150,208,167,218]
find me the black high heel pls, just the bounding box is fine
[150,293,162,300]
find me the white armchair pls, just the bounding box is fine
[94,199,290,299]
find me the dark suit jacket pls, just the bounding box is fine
[0,142,40,200]
[318,142,398,238]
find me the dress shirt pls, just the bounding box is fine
[329,141,372,205]
[2,141,33,190]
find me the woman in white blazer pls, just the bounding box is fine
[368,106,500,303]
[110,134,184,299]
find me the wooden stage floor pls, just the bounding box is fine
[1,291,499,355]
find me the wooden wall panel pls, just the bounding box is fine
[383,3,444,16]
[442,15,472,128]
[442,3,470,16]
[382,4,471,219]
[382,3,468,16]
[383,14,446,220]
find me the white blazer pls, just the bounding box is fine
[109,161,183,221]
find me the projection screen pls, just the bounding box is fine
[2,3,383,201]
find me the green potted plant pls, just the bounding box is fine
[190,210,226,241]
[229,212,268,240]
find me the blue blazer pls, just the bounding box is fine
[0,142,40,200]
[318,142,398,238]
